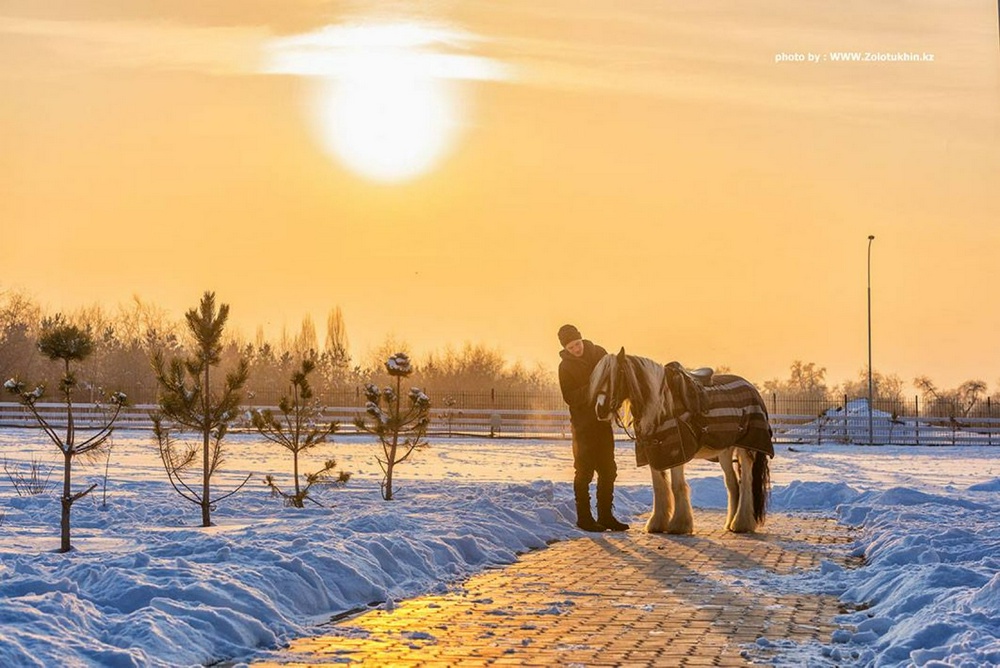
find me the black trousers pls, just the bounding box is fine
[572,424,617,512]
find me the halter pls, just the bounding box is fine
[603,353,641,441]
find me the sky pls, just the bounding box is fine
[2,1,999,389]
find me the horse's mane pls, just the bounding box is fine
[588,354,617,406]
[625,355,672,434]
[588,353,672,434]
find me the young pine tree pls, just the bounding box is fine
[151,292,249,527]
[354,353,430,500]
[4,317,126,552]
[251,358,350,507]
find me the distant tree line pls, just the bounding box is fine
[4,289,997,416]
[762,360,998,418]
[0,290,553,406]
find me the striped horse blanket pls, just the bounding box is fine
[635,362,774,470]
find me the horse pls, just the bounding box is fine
[589,348,773,534]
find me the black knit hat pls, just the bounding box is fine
[558,324,582,347]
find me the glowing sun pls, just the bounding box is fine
[265,21,508,183]
[316,63,459,183]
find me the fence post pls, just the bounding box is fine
[771,393,776,415]
[989,396,993,447]
[844,394,849,444]
[915,394,920,446]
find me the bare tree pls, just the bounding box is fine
[251,359,349,507]
[362,336,411,377]
[763,361,829,399]
[840,367,904,404]
[4,317,126,552]
[915,376,987,418]
[3,457,54,496]
[0,289,43,382]
[325,307,350,360]
[295,314,319,355]
[151,292,250,527]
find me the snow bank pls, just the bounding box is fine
[830,486,1000,667]
[0,479,622,667]
[745,483,1000,667]
[2,430,998,667]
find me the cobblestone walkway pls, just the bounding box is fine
[253,510,853,667]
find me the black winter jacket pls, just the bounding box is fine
[558,340,611,434]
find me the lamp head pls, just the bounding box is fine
[868,235,875,240]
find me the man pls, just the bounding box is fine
[557,324,629,532]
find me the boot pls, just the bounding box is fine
[597,481,630,532]
[576,508,606,533]
[574,484,606,532]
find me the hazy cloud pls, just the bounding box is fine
[262,22,512,81]
[1,7,989,119]
[0,15,512,82]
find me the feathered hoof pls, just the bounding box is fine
[728,521,756,534]
[645,517,667,534]
[666,523,693,535]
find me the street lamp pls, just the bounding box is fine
[867,234,875,446]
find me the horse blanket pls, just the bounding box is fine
[635,362,774,470]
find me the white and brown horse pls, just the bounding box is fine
[589,349,772,534]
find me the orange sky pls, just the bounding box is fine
[2,1,999,389]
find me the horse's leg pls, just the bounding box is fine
[666,464,694,534]
[645,467,672,533]
[729,447,757,533]
[718,447,740,531]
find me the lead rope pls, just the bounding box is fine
[614,407,636,441]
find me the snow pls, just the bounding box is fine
[384,353,413,376]
[781,398,1000,449]
[1,428,998,667]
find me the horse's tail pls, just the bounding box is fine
[751,451,770,525]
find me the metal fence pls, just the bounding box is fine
[3,399,999,446]
[64,381,1000,421]
[765,393,1000,421]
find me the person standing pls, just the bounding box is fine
[557,324,629,532]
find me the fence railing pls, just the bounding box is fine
[763,394,1000,420]
[65,384,1000,419]
[3,401,998,445]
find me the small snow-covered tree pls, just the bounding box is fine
[251,359,350,507]
[441,395,458,437]
[151,292,249,527]
[4,317,126,552]
[354,353,430,500]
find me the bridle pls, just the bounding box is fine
[595,355,640,440]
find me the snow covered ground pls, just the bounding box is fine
[0,428,998,667]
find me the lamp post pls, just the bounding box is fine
[867,234,875,446]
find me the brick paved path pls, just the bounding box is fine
[254,510,853,667]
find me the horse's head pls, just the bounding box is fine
[590,348,670,435]
[589,347,633,422]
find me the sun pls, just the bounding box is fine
[315,63,459,183]
[265,21,509,184]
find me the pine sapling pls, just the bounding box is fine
[151,292,250,527]
[4,317,126,552]
[252,358,349,507]
[354,353,430,500]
